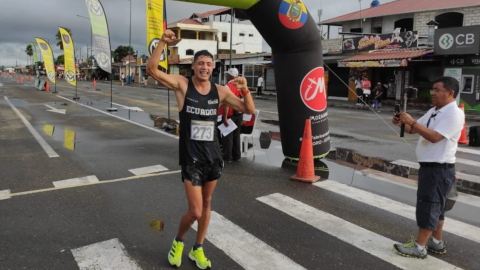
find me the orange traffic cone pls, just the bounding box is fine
[458,103,469,144]
[290,119,321,183]
[93,78,96,87]
[19,76,23,84]
[45,81,50,92]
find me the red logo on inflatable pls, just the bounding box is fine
[300,67,327,112]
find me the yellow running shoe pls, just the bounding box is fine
[189,247,212,269]
[167,239,184,267]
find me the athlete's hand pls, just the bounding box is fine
[223,117,229,127]
[161,30,176,44]
[234,77,248,90]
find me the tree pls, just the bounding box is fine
[113,45,134,62]
[25,44,33,57]
[56,28,72,50]
[56,54,65,65]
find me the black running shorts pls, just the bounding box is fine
[181,161,224,186]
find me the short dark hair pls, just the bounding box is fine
[433,76,460,98]
[193,50,213,63]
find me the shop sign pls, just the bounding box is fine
[445,55,480,67]
[434,26,480,55]
[342,31,418,53]
[338,59,408,68]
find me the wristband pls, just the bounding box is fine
[410,121,417,134]
[242,89,250,95]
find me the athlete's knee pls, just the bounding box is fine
[188,207,203,220]
[202,196,212,209]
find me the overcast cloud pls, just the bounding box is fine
[0,0,396,67]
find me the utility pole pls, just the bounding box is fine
[128,0,132,85]
[359,0,363,32]
[229,8,234,69]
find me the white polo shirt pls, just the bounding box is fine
[416,101,464,163]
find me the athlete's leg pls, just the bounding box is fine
[196,180,217,244]
[177,180,203,240]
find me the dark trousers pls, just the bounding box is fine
[257,86,262,96]
[222,114,242,161]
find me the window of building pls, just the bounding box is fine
[436,12,464,28]
[186,49,194,56]
[371,27,382,33]
[222,32,228,42]
[394,18,414,32]
[239,33,245,37]
[249,34,254,37]
[350,28,362,33]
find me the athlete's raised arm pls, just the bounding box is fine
[219,77,255,115]
[146,30,188,92]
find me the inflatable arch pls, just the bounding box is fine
[173,0,330,159]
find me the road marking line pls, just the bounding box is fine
[457,147,480,156]
[44,104,66,114]
[192,211,305,270]
[4,170,181,200]
[456,158,480,167]
[257,193,460,270]
[57,95,178,139]
[392,159,480,184]
[71,238,141,270]
[111,102,144,112]
[0,190,11,200]
[455,171,480,184]
[356,169,480,208]
[53,175,99,188]
[4,97,59,158]
[129,165,168,176]
[259,110,278,115]
[314,180,480,245]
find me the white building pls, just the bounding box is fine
[167,8,263,60]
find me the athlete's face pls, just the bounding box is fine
[192,56,214,81]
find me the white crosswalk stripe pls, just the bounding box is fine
[392,159,480,185]
[257,193,461,270]
[71,238,141,270]
[457,147,480,156]
[356,169,480,208]
[53,175,99,188]
[314,180,480,245]
[191,211,306,270]
[128,165,168,176]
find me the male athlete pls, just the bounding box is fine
[147,30,255,269]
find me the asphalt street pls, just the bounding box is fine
[1,76,480,270]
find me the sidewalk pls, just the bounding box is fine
[250,92,480,122]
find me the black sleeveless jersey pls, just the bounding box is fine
[179,79,222,165]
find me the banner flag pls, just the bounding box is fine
[84,0,112,73]
[147,0,168,70]
[31,42,39,63]
[35,38,56,84]
[59,27,77,86]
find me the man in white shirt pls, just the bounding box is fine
[257,75,264,97]
[392,76,464,259]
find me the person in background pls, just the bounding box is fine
[221,68,243,163]
[257,74,264,97]
[362,76,372,106]
[241,113,255,135]
[355,76,363,106]
[121,73,125,86]
[373,82,386,109]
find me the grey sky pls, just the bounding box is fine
[0,0,396,67]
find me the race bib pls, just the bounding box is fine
[191,120,215,141]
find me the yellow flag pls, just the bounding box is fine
[146,0,168,70]
[59,27,76,86]
[35,38,56,84]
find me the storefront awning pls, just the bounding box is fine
[338,49,433,68]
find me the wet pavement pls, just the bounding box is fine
[1,76,480,269]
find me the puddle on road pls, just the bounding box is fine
[43,124,76,151]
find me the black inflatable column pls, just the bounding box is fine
[246,0,330,159]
